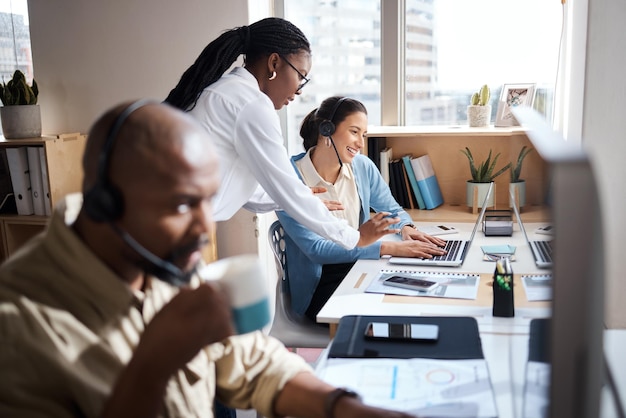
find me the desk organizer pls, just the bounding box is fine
[483,209,513,236]
[492,258,515,317]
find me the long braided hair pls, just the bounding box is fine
[165,17,310,111]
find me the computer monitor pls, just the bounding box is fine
[513,107,605,418]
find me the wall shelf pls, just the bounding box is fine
[365,126,548,209]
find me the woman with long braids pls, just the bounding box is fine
[165,17,395,249]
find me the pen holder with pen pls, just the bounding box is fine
[492,258,514,317]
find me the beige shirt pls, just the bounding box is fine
[0,196,311,418]
[294,148,361,229]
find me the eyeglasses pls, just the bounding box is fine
[280,55,310,92]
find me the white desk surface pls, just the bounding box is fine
[316,221,552,335]
[314,220,626,417]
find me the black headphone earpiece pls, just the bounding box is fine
[84,99,154,223]
[318,97,347,137]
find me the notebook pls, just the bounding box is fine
[509,189,553,269]
[388,182,493,267]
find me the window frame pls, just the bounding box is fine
[274,0,586,145]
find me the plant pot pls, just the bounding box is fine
[0,105,42,139]
[467,104,491,127]
[466,181,495,208]
[509,180,526,208]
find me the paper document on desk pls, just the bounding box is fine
[317,357,498,417]
[365,269,480,300]
[522,274,553,301]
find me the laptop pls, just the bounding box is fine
[388,182,493,267]
[509,188,553,269]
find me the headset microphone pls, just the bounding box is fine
[328,135,343,169]
[318,97,347,169]
[110,223,191,287]
[83,99,192,286]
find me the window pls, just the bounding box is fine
[405,0,562,126]
[0,0,32,83]
[280,0,562,147]
[283,0,382,153]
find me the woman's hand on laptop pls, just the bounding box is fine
[380,240,447,258]
[400,226,447,247]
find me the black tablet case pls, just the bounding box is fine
[328,315,484,359]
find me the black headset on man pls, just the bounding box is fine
[317,97,348,168]
[83,99,189,286]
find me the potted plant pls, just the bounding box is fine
[0,70,41,139]
[460,147,511,210]
[467,84,491,127]
[509,145,533,208]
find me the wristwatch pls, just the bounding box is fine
[403,223,417,230]
[324,387,361,418]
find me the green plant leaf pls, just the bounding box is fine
[0,70,39,106]
[510,146,533,182]
[462,147,510,182]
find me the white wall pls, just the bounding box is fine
[583,0,626,329]
[28,0,248,134]
[27,0,278,305]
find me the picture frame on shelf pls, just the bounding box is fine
[495,83,536,127]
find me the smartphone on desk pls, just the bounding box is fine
[383,275,439,292]
[364,322,439,342]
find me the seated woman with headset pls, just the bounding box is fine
[276,96,447,321]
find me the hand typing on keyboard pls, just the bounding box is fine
[380,237,448,258]
[400,226,447,247]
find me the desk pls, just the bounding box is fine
[314,220,626,418]
[317,221,552,337]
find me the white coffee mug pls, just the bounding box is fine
[199,254,271,334]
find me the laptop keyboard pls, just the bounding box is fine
[431,240,463,261]
[533,240,553,263]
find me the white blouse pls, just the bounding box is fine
[187,67,359,249]
[295,148,361,230]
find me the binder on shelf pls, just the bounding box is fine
[390,159,409,208]
[328,315,484,360]
[399,161,416,209]
[0,147,17,214]
[387,158,399,205]
[6,147,34,215]
[26,146,46,216]
[367,136,387,169]
[401,154,426,209]
[379,147,392,184]
[410,154,444,209]
[38,147,52,215]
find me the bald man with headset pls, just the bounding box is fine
[0,101,414,418]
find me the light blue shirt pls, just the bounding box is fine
[276,153,413,316]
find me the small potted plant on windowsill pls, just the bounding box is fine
[467,84,491,127]
[0,69,41,139]
[460,147,511,212]
[509,145,533,208]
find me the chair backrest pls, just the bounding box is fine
[267,220,330,348]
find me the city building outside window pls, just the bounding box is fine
[282,0,562,152]
[0,0,32,84]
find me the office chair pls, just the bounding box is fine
[267,220,330,348]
